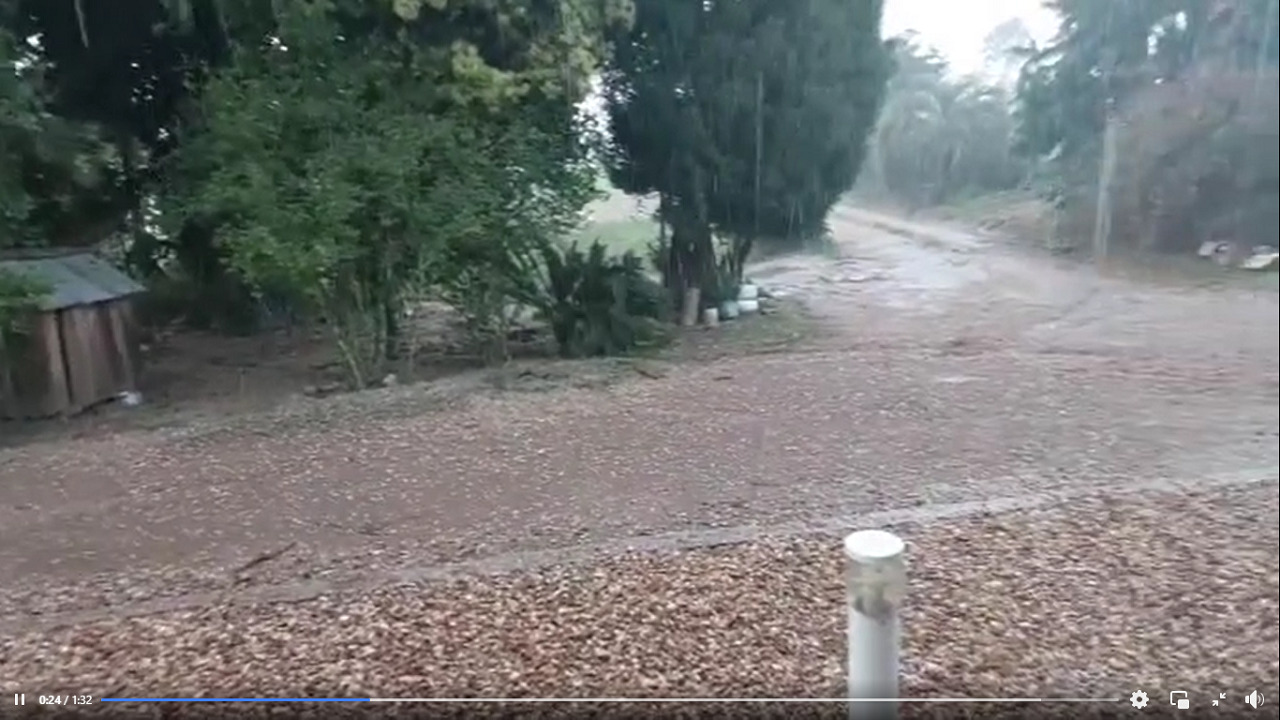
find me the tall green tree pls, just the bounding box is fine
[1,16,39,245]
[4,1,209,245]
[1,1,123,249]
[603,0,890,313]
[1,10,55,359]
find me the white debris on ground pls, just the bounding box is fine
[1199,240,1280,271]
[116,390,144,408]
[1,482,1275,719]
[1241,249,1280,271]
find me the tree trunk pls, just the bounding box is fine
[734,236,754,281]
[666,224,716,325]
[384,302,400,359]
[680,287,701,326]
[669,222,697,324]
[662,158,717,324]
[666,199,714,319]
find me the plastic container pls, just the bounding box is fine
[702,307,720,326]
[738,298,760,314]
[738,283,759,301]
[720,300,740,320]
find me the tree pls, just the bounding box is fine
[1,18,39,245]
[3,0,629,325]
[983,18,1035,90]
[603,0,890,316]
[3,1,205,245]
[1014,0,1279,165]
[1,12,56,362]
[0,0,288,335]
[861,35,1024,209]
[1013,0,1279,252]
[1,2,123,249]
[164,0,619,383]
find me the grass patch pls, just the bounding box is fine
[572,217,660,258]
[663,297,819,363]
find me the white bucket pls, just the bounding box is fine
[720,300,740,320]
[738,298,760,314]
[738,284,759,301]
[1197,240,1221,259]
[703,307,720,326]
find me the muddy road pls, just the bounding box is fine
[1,205,1276,632]
[760,205,1278,363]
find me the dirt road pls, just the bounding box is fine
[1,205,1276,633]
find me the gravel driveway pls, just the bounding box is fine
[1,207,1276,715]
[3,482,1276,717]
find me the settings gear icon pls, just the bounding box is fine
[1130,690,1150,709]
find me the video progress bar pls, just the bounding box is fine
[100,697,1122,704]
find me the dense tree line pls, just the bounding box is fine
[1015,0,1279,251]
[2,0,633,379]
[11,0,1269,385]
[1,0,891,383]
[859,33,1025,210]
[861,0,1278,256]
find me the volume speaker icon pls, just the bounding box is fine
[1245,690,1265,709]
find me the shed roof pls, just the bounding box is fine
[0,252,145,311]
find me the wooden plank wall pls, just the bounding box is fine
[0,312,71,420]
[61,301,140,414]
[1,299,139,420]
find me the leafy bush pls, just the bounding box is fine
[164,3,603,386]
[0,268,49,370]
[535,241,668,358]
[441,263,519,365]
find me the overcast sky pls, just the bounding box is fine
[883,0,1060,75]
[580,1,1061,120]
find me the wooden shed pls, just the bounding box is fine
[0,250,145,420]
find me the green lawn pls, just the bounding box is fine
[570,217,660,259]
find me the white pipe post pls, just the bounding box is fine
[845,530,906,720]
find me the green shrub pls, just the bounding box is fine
[536,240,669,358]
[701,252,742,307]
[0,268,49,369]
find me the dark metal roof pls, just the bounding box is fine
[0,253,144,311]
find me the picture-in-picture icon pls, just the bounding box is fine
[1170,691,1189,710]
